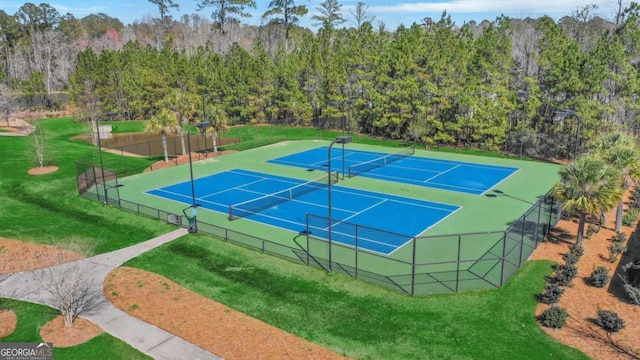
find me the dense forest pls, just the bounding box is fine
[2,1,640,159]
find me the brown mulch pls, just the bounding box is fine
[0,310,17,338]
[531,202,640,359]
[0,238,84,275]
[28,166,59,175]
[104,267,350,360]
[40,316,104,347]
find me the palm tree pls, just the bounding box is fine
[163,90,198,155]
[588,132,640,232]
[553,154,623,245]
[204,103,229,154]
[146,109,178,162]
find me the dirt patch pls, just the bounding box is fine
[40,316,103,347]
[0,310,17,338]
[105,267,350,360]
[531,199,640,359]
[28,166,58,175]
[0,238,84,275]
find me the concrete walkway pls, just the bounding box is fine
[0,228,222,360]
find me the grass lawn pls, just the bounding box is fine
[0,299,150,360]
[0,117,587,359]
[124,235,588,359]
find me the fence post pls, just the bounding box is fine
[500,231,507,286]
[355,225,359,280]
[534,199,542,248]
[411,237,417,296]
[518,214,526,265]
[455,234,461,293]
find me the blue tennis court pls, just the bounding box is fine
[267,147,519,195]
[147,168,459,254]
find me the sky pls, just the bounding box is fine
[0,0,621,30]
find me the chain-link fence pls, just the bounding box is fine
[76,147,559,295]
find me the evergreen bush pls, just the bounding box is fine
[554,264,578,286]
[595,310,625,333]
[588,266,610,288]
[540,283,564,304]
[586,224,599,238]
[562,252,579,265]
[540,306,569,329]
[622,208,638,227]
[568,243,584,257]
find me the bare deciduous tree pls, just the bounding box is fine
[30,123,46,168]
[28,245,103,327]
[0,83,16,126]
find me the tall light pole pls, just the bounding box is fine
[554,109,582,160]
[330,100,355,179]
[186,121,212,233]
[327,135,352,272]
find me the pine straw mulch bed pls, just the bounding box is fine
[531,205,640,359]
[1,206,639,357]
[0,238,104,347]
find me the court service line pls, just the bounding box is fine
[423,164,461,183]
[337,199,388,224]
[199,179,272,200]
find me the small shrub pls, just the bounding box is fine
[555,264,578,286]
[589,266,610,288]
[586,224,599,238]
[608,242,627,263]
[623,284,640,305]
[630,187,640,209]
[563,252,579,265]
[568,243,584,257]
[540,306,569,329]
[595,310,625,332]
[540,283,564,304]
[610,231,627,243]
[622,208,639,227]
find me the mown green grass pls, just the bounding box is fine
[1,117,586,359]
[124,235,588,360]
[0,117,175,253]
[0,299,150,359]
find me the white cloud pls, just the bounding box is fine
[52,3,107,16]
[368,0,614,16]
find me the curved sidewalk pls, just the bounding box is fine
[0,228,222,360]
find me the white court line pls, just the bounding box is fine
[336,199,388,224]
[424,164,461,183]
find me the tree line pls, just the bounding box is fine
[2,2,640,158]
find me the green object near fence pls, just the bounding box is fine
[76,139,560,295]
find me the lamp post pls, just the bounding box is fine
[329,100,355,179]
[518,90,528,158]
[554,109,582,160]
[327,135,352,272]
[186,121,212,233]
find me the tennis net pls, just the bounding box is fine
[228,171,339,220]
[348,145,415,178]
